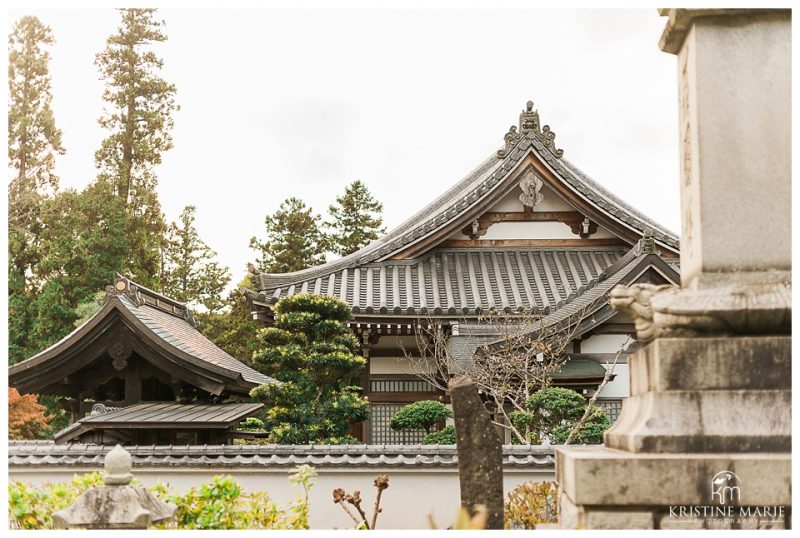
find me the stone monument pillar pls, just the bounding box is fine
[449,375,504,530]
[557,9,791,530]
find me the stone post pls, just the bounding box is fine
[53,445,176,529]
[556,9,791,530]
[449,375,504,530]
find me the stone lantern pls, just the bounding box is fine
[53,445,176,529]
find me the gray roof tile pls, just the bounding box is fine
[8,441,555,469]
[252,247,628,316]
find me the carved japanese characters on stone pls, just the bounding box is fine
[518,169,545,209]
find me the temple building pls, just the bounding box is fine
[245,101,680,443]
[9,278,272,445]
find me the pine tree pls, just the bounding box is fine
[31,182,130,349]
[8,16,64,364]
[250,197,327,273]
[162,205,231,312]
[194,275,263,364]
[249,293,369,444]
[326,180,385,256]
[94,8,177,288]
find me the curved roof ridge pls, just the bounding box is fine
[255,101,681,291]
[10,280,275,393]
[118,296,273,386]
[258,152,505,288]
[558,157,679,242]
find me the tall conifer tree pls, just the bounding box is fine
[94,8,177,288]
[162,205,231,313]
[8,16,64,363]
[326,180,385,256]
[250,197,327,273]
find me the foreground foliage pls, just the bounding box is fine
[9,472,105,529]
[250,293,369,444]
[332,474,390,529]
[504,481,559,529]
[8,467,315,530]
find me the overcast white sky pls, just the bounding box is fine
[7,8,682,287]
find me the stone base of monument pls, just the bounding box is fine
[557,336,792,530]
[605,336,791,453]
[557,447,790,529]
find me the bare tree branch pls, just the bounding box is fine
[563,336,630,445]
[403,305,595,444]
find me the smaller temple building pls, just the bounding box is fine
[9,277,272,445]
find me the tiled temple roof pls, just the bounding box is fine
[9,277,274,396]
[8,441,556,469]
[248,102,679,319]
[249,247,629,316]
[53,403,265,444]
[116,291,270,386]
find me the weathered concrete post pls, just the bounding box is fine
[557,9,791,530]
[449,375,504,529]
[53,445,176,529]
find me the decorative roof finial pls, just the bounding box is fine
[638,228,659,255]
[498,100,564,159]
[519,101,540,133]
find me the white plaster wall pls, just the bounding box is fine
[481,220,574,240]
[370,356,432,374]
[580,334,632,354]
[597,363,630,398]
[9,466,555,530]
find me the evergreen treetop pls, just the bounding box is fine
[326,180,385,256]
[162,205,231,313]
[94,8,177,288]
[250,197,327,273]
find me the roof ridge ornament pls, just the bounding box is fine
[518,169,545,209]
[635,228,660,256]
[497,101,564,159]
[104,276,142,307]
[103,275,197,325]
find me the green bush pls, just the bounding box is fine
[504,481,558,529]
[389,400,452,434]
[238,416,266,432]
[250,293,369,444]
[422,424,456,444]
[8,466,316,530]
[551,404,611,444]
[511,387,611,444]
